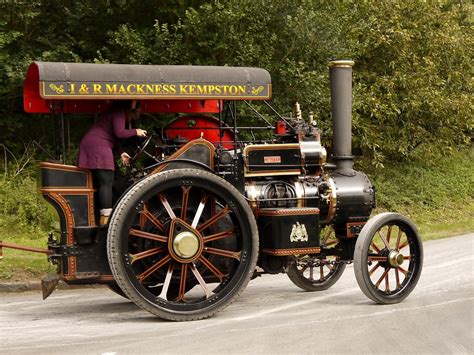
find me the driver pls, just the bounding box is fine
[77,100,147,226]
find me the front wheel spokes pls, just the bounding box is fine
[158,262,175,300]
[190,263,214,298]
[367,255,388,262]
[386,225,393,244]
[375,268,390,288]
[369,262,381,276]
[377,231,390,249]
[398,241,410,250]
[370,241,381,254]
[398,265,409,276]
[395,228,403,249]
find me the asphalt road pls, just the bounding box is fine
[1,233,472,354]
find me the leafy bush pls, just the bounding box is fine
[1,1,472,164]
[0,173,56,234]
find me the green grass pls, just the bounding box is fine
[0,173,56,281]
[0,148,472,281]
[0,215,51,280]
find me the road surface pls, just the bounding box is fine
[1,234,472,354]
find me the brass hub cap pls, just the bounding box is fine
[388,250,404,267]
[173,231,200,259]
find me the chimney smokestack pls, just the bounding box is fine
[329,59,355,171]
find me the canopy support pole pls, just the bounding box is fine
[60,111,66,164]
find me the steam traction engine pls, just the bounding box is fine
[1,60,423,321]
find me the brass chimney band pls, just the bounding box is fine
[328,60,355,68]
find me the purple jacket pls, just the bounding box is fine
[77,110,136,170]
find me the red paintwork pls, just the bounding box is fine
[276,120,287,135]
[165,115,235,149]
[23,63,222,114]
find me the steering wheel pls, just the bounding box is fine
[129,135,154,165]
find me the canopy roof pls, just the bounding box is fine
[24,62,272,113]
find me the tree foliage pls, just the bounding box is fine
[0,0,472,166]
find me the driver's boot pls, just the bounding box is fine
[99,215,109,226]
[99,208,112,226]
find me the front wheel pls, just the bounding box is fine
[107,169,258,321]
[287,227,346,291]
[354,212,423,304]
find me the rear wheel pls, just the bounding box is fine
[354,212,423,304]
[107,169,258,321]
[107,283,129,299]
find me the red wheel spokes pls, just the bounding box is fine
[325,240,338,247]
[368,226,412,293]
[396,228,403,250]
[199,256,226,281]
[385,272,390,292]
[377,231,390,249]
[159,194,177,219]
[370,241,381,254]
[386,225,393,244]
[138,255,171,282]
[204,246,241,260]
[197,206,231,232]
[129,228,168,243]
[398,241,409,250]
[158,262,175,300]
[130,247,165,264]
[375,268,390,288]
[202,229,235,243]
[190,264,214,298]
[191,196,207,228]
[140,205,166,233]
[298,259,336,282]
[369,262,380,276]
[181,186,191,221]
[177,264,188,302]
[398,265,409,276]
[133,187,242,302]
[395,268,401,288]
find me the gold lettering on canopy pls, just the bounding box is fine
[42,81,270,99]
[49,84,64,94]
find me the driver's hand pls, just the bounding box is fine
[121,152,131,166]
[136,129,147,137]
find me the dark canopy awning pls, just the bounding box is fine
[24,62,272,113]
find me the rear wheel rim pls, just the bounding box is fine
[117,172,255,314]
